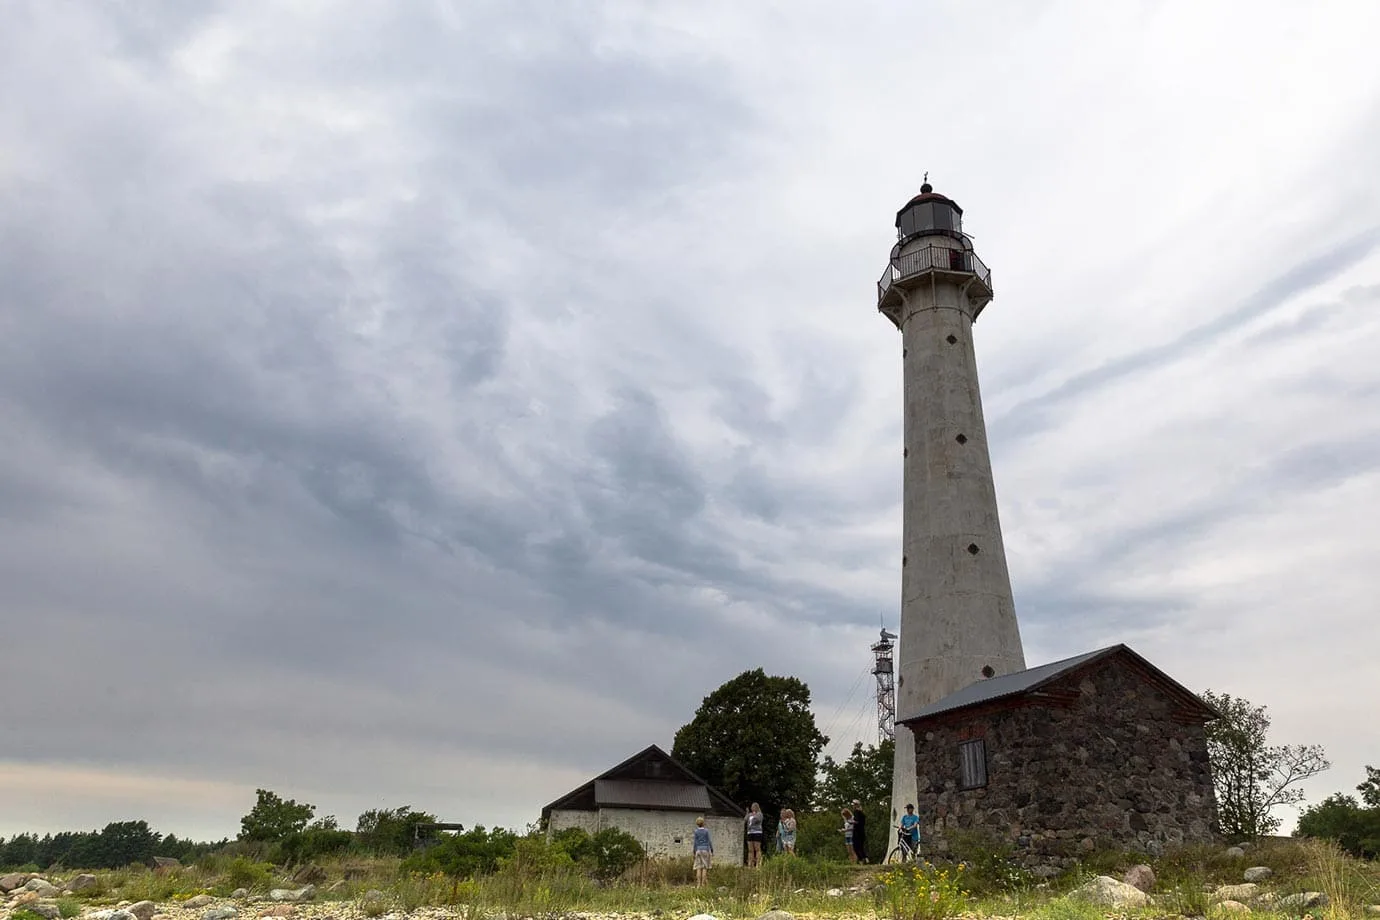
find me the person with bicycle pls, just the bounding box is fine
[894,803,921,861]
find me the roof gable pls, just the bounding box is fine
[541,745,744,819]
[898,644,1218,728]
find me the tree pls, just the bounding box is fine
[672,668,827,831]
[1296,793,1380,859]
[1201,689,1330,838]
[1357,765,1380,808]
[239,789,317,842]
[355,806,439,855]
[817,739,894,808]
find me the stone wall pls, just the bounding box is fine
[909,657,1219,862]
[548,808,743,866]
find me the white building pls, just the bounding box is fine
[541,745,745,865]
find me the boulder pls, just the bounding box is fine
[152,857,182,870]
[128,900,157,920]
[13,891,41,906]
[1216,900,1250,913]
[24,880,61,898]
[1224,846,1246,859]
[27,902,61,920]
[203,908,239,920]
[67,874,99,893]
[0,873,30,893]
[1243,867,1273,882]
[1213,884,1260,903]
[1124,864,1156,893]
[89,910,136,920]
[1070,876,1150,909]
[184,895,216,909]
[290,866,326,886]
[231,890,251,900]
[1279,892,1328,910]
[268,886,314,904]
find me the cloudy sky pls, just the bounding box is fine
[3,1,1379,841]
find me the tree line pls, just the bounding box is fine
[1,667,1368,871]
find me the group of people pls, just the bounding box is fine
[689,799,923,884]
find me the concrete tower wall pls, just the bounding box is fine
[887,270,1026,822]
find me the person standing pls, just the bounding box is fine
[745,802,765,868]
[897,803,921,859]
[776,808,797,856]
[840,807,857,863]
[851,800,869,864]
[692,816,713,887]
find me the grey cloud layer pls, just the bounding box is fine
[3,2,1380,836]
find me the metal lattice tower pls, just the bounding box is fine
[871,627,897,743]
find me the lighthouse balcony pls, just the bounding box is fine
[876,244,993,319]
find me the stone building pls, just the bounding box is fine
[899,644,1220,861]
[541,745,745,864]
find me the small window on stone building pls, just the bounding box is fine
[959,739,987,789]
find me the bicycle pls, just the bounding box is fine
[885,829,920,864]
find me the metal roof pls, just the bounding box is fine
[899,645,1123,724]
[594,779,711,811]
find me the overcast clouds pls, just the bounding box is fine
[3,0,1379,839]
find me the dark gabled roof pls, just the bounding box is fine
[897,644,1218,727]
[541,745,744,820]
[594,779,711,811]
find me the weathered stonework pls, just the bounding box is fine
[908,655,1219,861]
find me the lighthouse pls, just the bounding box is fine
[878,181,1026,821]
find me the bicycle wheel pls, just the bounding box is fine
[885,845,905,864]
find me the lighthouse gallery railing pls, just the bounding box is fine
[877,245,992,304]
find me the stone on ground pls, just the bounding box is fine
[152,857,182,870]
[259,906,295,917]
[1124,864,1156,893]
[13,891,41,906]
[66,874,98,893]
[24,879,61,898]
[1216,900,1251,913]
[28,902,62,920]
[291,866,326,886]
[1280,892,1328,910]
[88,909,135,920]
[825,888,844,897]
[1224,846,1246,858]
[1213,883,1259,902]
[687,914,719,920]
[0,873,31,893]
[128,900,158,920]
[231,890,251,899]
[1070,876,1150,908]
[1243,866,1273,882]
[202,907,239,920]
[758,911,794,920]
[184,895,216,909]
[269,885,315,903]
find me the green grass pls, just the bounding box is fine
[11,836,1378,919]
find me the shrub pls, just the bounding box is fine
[945,829,1033,894]
[56,899,82,920]
[587,827,645,881]
[274,828,355,865]
[224,857,274,892]
[876,861,970,920]
[400,826,517,878]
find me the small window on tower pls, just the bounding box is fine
[959,739,987,789]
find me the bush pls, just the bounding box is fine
[876,861,970,920]
[945,829,1033,894]
[224,857,275,892]
[274,828,355,865]
[587,827,645,880]
[400,826,518,878]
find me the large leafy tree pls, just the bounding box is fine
[1201,689,1329,838]
[816,739,894,809]
[356,806,439,855]
[672,669,827,823]
[239,789,317,842]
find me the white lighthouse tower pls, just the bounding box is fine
[877,181,1026,821]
